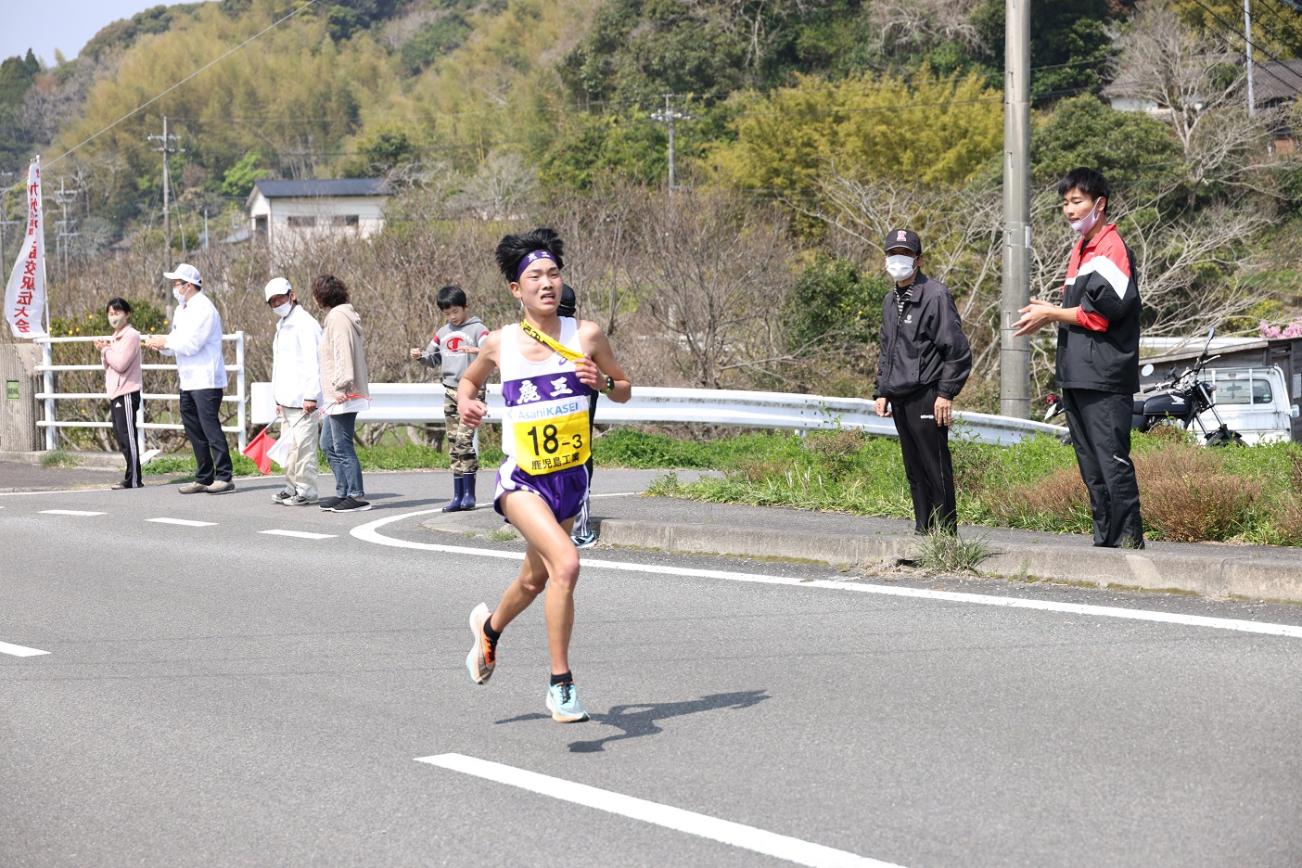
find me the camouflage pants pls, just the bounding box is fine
[445,385,479,475]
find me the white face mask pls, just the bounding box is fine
[1070,202,1101,236]
[885,254,916,282]
[272,302,293,318]
[108,314,126,329]
[172,287,187,305]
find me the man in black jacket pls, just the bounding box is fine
[1014,167,1144,548]
[873,228,972,535]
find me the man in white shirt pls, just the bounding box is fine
[143,263,233,494]
[265,277,322,505]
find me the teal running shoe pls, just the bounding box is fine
[545,681,590,723]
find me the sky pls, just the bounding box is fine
[2,1,209,66]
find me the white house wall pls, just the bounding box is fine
[249,195,388,251]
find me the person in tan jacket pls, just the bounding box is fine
[93,298,144,489]
[312,274,371,513]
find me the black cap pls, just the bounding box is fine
[558,284,577,318]
[884,228,922,255]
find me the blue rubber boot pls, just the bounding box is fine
[461,474,477,511]
[442,474,465,512]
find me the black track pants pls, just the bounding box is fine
[179,387,232,485]
[1062,388,1145,548]
[889,385,957,534]
[110,390,143,488]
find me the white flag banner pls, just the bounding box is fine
[4,158,46,339]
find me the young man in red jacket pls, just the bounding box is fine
[1015,167,1145,549]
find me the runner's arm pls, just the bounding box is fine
[578,321,631,403]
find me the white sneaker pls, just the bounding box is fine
[465,603,496,684]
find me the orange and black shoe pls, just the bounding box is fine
[465,603,497,684]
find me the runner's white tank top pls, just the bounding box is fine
[498,318,593,475]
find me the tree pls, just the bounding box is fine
[638,188,796,388]
[972,0,1120,100]
[710,68,1002,212]
[1108,1,1274,205]
[1032,94,1183,202]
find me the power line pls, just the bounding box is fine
[1185,0,1302,96]
[46,0,322,168]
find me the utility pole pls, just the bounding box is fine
[147,115,180,269]
[652,94,691,191]
[1245,0,1256,116]
[53,176,81,285]
[1000,0,1032,419]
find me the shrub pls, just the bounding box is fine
[1135,445,1260,542]
[991,466,1091,532]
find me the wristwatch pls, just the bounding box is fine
[602,375,616,394]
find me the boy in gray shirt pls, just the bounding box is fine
[410,285,490,510]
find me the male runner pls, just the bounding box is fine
[456,227,632,722]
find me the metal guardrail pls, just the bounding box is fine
[34,333,248,454]
[251,382,1064,446]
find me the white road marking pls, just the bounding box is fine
[39,509,105,517]
[0,641,50,657]
[353,509,1302,640]
[417,753,900,868]
[258,529,336,540]
[146,517,217,527]
[589,491,637,498]
[0,488,104,497]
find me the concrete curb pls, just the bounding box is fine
[0,450,121,470]
[599,519,1302,603]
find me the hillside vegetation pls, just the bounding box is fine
[1,0,1300,407]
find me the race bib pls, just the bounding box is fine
[511,406,590,475]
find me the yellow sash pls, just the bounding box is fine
[521,320,585,363]
[512,320,591,474]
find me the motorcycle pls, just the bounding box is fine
[1043,327,1244,447]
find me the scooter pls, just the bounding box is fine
[1043,327,1243,447]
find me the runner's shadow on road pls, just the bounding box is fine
[495,690,770,753]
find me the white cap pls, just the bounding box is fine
[264,277,293,302]
[163,262,202,287]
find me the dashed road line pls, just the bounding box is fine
[39,509,105,517]
[146,517,217,527]
[258,529,336,540]
[0,641,50,658]
[417,753,900,868]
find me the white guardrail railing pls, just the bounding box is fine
[251,382,1064,446]
[35,333,248,455]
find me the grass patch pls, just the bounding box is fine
[486,528,518,542]
[642,428,1302,546]
[911,531,992,574]
[40,450,78,468]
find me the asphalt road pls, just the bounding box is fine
[3,471,1302,867]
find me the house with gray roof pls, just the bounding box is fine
[246,178,391,251]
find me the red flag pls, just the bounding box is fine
[242,426,278,475]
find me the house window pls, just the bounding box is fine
[254,215,268,236]
[332,215,360,227]
[287,216,316,229]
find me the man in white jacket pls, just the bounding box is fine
[265,277,323,505]
[143,263,233,494]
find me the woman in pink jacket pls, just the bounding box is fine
[93,298,144,489]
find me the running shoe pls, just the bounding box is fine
[284,494,317,506]
[571,529,598,549]
[545,681,590,723]
[272,489,295,504]
[318,497,342,510]
[465,603,496,684]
